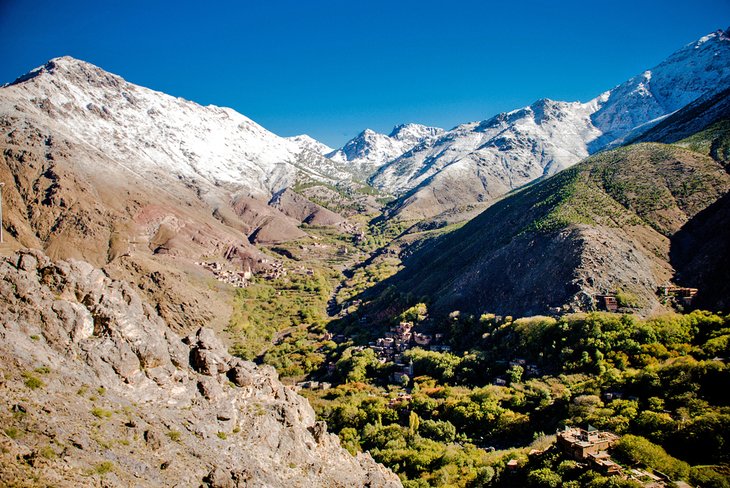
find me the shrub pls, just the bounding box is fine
[39,445,57,459]
[613,435,690,480]
[22,372,44,390]
[4,427,21,439]
[91,407,113,419]
[615,290,640,308]
[527,467,562,487]
[95,461,115,475]
[167,430,181,442]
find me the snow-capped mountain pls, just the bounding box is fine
[0,55,363,273]
[369,28,730,219]
[286,134,333,156]
[327,123,444,180]
[1,56,349,196]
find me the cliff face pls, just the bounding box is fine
[0,249,401,487]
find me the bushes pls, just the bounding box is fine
[22,371,44,390]
[419,419,457,443]
[615,290,641,308]
[227,271,332,360]
[304,309,729,487]
[404,348,462,383]
[613,435,690,480]
[526,468,562,488]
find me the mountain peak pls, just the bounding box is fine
[327,125,442,178]
[285,134,333,155]
[696,27,730,46]
[0,55,355,194]
[388,123,444,142]
[5,55,122,90]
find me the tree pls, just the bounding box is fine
[613,435,690,480]
[527,467,562,488]
[409,411,421,438]
[399,303,428,323]
[506,364,524,384]
[339,427,361,456]
[419,419,457,443]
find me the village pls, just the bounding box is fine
[195,254,298,288]
[595,285,698,313]
[498,426,692,487]
[548,426,692,488]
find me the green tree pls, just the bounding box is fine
[613,435,690,480]
[527,467,562,488]
[409,411,421,439]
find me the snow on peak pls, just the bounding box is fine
[1,57,350,195]
[389,123,444,144]
[369,28,730,219]
[588,27,730,149]
[286,134,333,156]
[326,123,444,179]
[696,27,730,47]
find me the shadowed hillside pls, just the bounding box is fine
[373,142,730,318]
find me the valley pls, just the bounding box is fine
[1,26,730,488]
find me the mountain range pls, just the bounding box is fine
[326,124,444,181]
[362,28,730,219]
[2,26,730,487]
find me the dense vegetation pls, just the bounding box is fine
[226,269,333,359]
[298,309,730,487]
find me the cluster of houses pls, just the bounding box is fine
[293,380,331,392]
[369,321,452,363]
[554,426,690,487]
[256,258,288,280]
[196,252,293,287]
[364,321,453,385]
[658,285,698,308]
[596,285,699,313]
[557,426,622,475]
[196,261,251,288]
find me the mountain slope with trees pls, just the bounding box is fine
[377,138,730,318]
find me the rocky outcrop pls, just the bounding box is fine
[0,249,401,487]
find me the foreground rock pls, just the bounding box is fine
[0,249,401,487]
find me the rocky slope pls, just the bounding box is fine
[373,140,730,318]
[367,28,730,220]
[327,124,444,180]
[0,249,401,487]
[269,188,345,227]
[0,57,356,336]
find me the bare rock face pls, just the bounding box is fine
[0,249,401,487]
[268,188,345,227]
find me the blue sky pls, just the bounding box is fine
[0,0,728,147]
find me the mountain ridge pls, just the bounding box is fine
[2,56,353,193]
[361,27,730,220]
[326,123,444,180]
[364,138,730,318]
